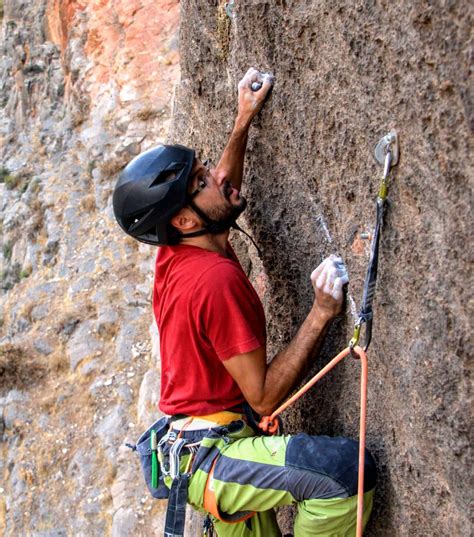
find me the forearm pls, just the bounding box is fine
[216,68,273,190]
[257,308,332,415]
[216,118,251,190]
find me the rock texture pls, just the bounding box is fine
[0,0,191,535]
[0,0,471,536]
[171,1,471,536]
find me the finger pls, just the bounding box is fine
[311,257,331,284]
[331,276,346,300]
[316,259,336,290]
[249,68,261,83]
[319,258,349,293]
[322,265,338,294]
[242,68,259,85]
[324,269,349,295]
[258,73,274,93]
[311,254,341,281]
[246,67,258,77]
[325,264,338,288]
[317,268,328,291]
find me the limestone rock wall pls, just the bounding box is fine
[171,1,471,536]
[0,1,194,535]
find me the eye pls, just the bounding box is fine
[197,176,207,191]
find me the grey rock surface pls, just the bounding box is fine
[66,320,103,371]
[94,404,128,453]
[3,389,29,430]
[137,368,161,428]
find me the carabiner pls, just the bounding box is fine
[349,323,361,358]
[349,318,373,357]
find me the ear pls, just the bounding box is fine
[170,207,200,231]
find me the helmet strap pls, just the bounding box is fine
[178,200,261,255]
[186,199,239,235]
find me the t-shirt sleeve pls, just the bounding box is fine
[194,261,266,361]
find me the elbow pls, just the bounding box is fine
[247,398,276,417]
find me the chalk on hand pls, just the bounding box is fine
[251,72,274,92]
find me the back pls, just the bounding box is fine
[153,243,266,415]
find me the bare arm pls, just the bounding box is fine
[215,68,273,190]
[222,256,349,416]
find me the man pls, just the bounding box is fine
[114,68,376,537]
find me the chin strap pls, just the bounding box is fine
[179,199,261,255]
[186,199,235,235]
[232,222,262,256]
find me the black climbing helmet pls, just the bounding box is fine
[113,144,195,245]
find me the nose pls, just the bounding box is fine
[212,167,226,187]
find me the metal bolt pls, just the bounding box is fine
[360,232,371,240]
[225,0,235,19]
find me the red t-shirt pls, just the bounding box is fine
[153,243,266,415]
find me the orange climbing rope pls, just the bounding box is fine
[259,345,368,537]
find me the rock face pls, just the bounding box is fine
[0,0,470,536]
[170,2,471,536]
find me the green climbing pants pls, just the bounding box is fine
[164,420,376,536]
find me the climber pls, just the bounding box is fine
[113,67,376,537]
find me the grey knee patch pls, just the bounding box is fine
[286,434,376,498]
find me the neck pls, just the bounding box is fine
[180,230,230,256]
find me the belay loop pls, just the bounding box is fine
[258,415,279,435]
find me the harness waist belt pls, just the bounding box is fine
[171,411,244,431]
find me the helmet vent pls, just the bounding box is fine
[149,170,178,188]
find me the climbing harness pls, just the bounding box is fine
[203,456,256,524]
[259,131,399,537]
[130,411,259,537]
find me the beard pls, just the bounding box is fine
[206,193,247,225]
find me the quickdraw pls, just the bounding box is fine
[259,131,399,537]
[349,131,399,353]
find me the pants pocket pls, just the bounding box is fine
[135,416,170,499]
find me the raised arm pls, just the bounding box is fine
[216,68,274,190]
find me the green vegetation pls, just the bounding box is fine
[0,167,32,191]
[2,240,13,261]
[1,263,22,291]
[0,167,14,187]
[20,266,32,279]
[87,160,96,177]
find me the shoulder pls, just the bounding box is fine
[196,257,245,291]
